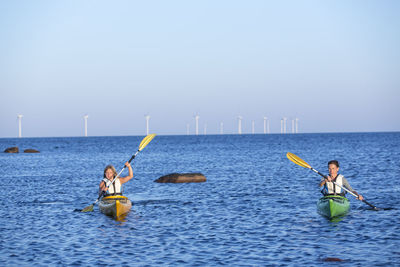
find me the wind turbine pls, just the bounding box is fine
[263,116,270,134]
[186,123,190,135]
[204,123,207,135]
[281,117,287,134]
[17,114,23,138]
[145,114,150,135]
[283,117,287,134]
[194,114,200,135]
[238,116,243,135]
[295,118,299,133]
[84,115,89,137]
[252,120,255,134]
[292,119,295,134]
[220,122,224,135]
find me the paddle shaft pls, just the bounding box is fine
[85,150,139,209]
[103,133,156,192]
[286,152,379,210]
[311,168,378,210]
[100,150,139,196]
[81,134,156,212]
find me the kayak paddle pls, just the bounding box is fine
[286,152,379,210]
[81,134,156,212]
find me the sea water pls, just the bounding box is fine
[0,133,399,266]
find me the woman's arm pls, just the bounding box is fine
[119,162,134,184]
[343,177,364,200]
[319,178,327,187]
[342,177,354,192]
[99,180,107,194]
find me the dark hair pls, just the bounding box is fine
[328,160,339,167]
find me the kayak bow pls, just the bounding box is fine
[317,195,350,219]
[98,195,132,218]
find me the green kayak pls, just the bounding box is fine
[317,195,350,218]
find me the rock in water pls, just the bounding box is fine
[4,147,19,153]
[24,149,40,153]
[155,173,206,183]
[323,257,343,262]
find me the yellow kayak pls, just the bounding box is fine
[98,195,132,218]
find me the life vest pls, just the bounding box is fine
[324,174,344,195]
[102,177,122,195]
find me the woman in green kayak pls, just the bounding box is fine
[319,160,364,201]
[99,162,134,196]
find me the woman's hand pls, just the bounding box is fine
[119,161,134,184]
[326,175,332,182]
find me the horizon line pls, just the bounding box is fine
[1,130,399,139]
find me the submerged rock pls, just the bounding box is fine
[4,147,19,153]
[155,173,206,183]
[323,257,343,262]
[24,149,40,153]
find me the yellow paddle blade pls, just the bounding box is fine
[138,134,156,151]
[81,204,94,212]
[286,152,311,169]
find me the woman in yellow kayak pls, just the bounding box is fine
[319,160,364,201]
[99,162,133,196]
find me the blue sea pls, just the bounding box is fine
[1,133,399,266]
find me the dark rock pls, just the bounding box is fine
[4,147,19,153]
[155,173,206,183]
[323,257,343,262]
[24,149,40,153]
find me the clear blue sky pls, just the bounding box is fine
[1,0,399,137]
